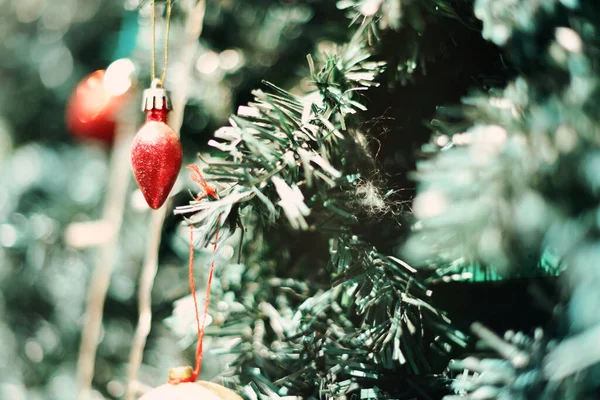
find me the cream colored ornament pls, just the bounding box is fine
[139,367,243,400]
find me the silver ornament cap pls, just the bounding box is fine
[142,79,172,112]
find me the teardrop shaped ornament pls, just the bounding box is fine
[131,84,182,209]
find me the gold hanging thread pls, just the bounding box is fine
[151,0,173,87]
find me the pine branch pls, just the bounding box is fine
[171,2,470,399]
[203,234,467,399]
[174,1,465,235]
[409,0,600,398]
[404,0,598,276]
[174,19,385,236]
[445,323,558,400]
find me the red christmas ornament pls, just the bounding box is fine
[139,367,242,400]
[131,84,182,209]
[66,70,125,144]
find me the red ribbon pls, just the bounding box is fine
[169,165,219,385]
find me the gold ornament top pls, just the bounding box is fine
[168,366,194,381]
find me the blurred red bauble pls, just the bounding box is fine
[66,60,135,144]
[66,70,122,143]
[131,86,182,209]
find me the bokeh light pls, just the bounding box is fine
[104,58,136,96]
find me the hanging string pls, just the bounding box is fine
[169,165,220,384]
[151,0,173,86]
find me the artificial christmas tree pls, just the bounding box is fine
[3,0,600,399]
